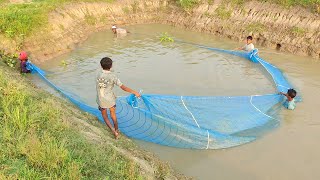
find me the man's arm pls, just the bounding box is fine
[235,46,245,51]
[279,92,290,99]
[120,85,141,97]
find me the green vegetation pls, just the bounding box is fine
[0,0,318,40]
[0,0,113,39]
[0,51,17,68]
[0,3,47,38]
[223,0,246,6]
[215,6,232,20]
[60,60,69,67]
[291,26,306,36]
[131,1,140,13]
[159,32,174,42]
[0,63,138,179]
[207,0,214,5]
[0,55,179,179]
[261,0,320,9]
[223,0,320,13]
[177,0,199,10]
[246,22,266,33]
[122,6,130,14]
[84,14,97,25]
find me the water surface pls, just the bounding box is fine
[36,24,320,180]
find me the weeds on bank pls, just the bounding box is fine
[261,0,320,9]
[291,26,306,36]
[84,14,97,25]
[215,6,232,20]
[223,0,320,13]
[223,0,246,6]
[246,22,266,33]
[0,62,143,179]
[131,0,140,13]
[0,51,17,68]
[177,0,199,10]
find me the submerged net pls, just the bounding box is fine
[27,44,297,149]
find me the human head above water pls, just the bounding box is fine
[111,25,117,34]
[287,88,297,98]
[100,57,113,70]
[246,36,253,44]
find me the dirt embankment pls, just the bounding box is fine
[166,1,320,58]
[4,0,319,62]
[23,0,168,62]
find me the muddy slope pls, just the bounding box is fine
[166,1,320,58]
[3,0,319,62]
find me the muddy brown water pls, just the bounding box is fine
[36,24,320,180]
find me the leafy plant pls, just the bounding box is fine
[159,32,174,42]
[84,14,96,25]
[178,0,199,10]
[60,60,69,67]
[291,26,306,36]
[246,22,266,33]
[0,51,18,68]
[215,6,232,20]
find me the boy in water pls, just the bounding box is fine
[279,89,297,110]
[111,25,128,35]
[236,36,255,52]
[19,51,31,73]
[96,57,140,138]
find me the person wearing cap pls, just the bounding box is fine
[19,51,31,73]
[111,25,128,35]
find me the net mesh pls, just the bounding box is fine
[27,44,298,149]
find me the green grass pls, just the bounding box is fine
[0,58,169,179]
[215,6,232,20]
[223,0,320,13]
[177,0,199,10]
[0,51,18,68]
[122,6,130,14]
[0,0,318,39]
[0,0,114,39]
[131,0,140,13]
[291,26,306,36]
[0,3,47,38]
[84,14,97,25]
[259,0,320,8]
[246,22,266,33]
[223,0,246,6]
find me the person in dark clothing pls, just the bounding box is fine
[19,51,31,73]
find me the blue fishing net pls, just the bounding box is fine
[27,44,298,149]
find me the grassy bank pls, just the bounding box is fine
[0,58,180,179]
[0,0,113,39]
[0,0,319,40]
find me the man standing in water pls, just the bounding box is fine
[111,25,128,35]
[236,36,255,52]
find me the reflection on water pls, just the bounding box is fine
[36,24,320,180]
